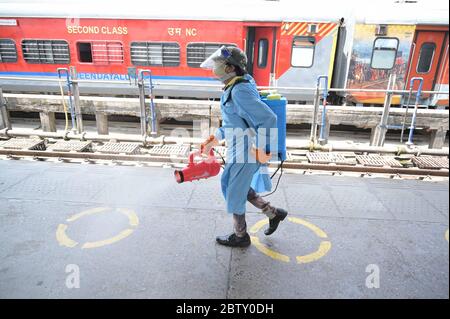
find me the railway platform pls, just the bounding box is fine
[0,159,448,298]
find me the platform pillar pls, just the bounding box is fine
[318,112,331,145]
[0,88,11,130]
[95,112,109,135]
[39,111,57,132]
[429,127,447,149]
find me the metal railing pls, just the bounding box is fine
[0,69,449,150]
[1,74,449,96]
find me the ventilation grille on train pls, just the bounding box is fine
[131,42,180,67]
[21,39,70,64]
[0,39,17,63]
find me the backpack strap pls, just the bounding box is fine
[223,78,253,130]
[223,78,250,104]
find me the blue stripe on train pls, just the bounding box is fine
[0,71,218,82]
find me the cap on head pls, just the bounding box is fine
[226,46,248,72]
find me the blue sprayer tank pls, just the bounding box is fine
[260,91,287,161]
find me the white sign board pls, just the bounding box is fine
[0,19,17,26]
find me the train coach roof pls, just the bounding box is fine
[0,0,345,22]
[0,0,447,25]
[353,3,449,25]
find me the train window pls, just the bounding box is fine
[375,25,388,36]
[308,24,319,34]
[257,39,268,68]
[77,43,93,63]
[187,43,236,68]
[22,40,70,64]
[77,41,124,65]
[417,42,436,74]
[131,42,180,67]
[0,39,17,63]
[370,37,399,70]
[291,36,315,68]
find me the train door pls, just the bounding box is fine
[245,27,276,86]
[406,29,448,96]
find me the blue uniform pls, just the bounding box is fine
[214,74,277,215]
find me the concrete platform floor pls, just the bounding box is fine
[0,159,448,298]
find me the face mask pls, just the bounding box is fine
[213,63,236,83]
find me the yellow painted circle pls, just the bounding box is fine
[56,207,139,249]
[249,217,331,264]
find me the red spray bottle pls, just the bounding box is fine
[174,149,221,183]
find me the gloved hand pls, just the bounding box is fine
[251,146,272,164]
[200,134,219,155]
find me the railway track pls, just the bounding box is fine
[0,136,448,180]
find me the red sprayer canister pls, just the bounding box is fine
[174,149,221,183]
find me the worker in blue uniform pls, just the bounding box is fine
[200,46,288,248]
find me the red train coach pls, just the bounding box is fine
[0,0,343,101]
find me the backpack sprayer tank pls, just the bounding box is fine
[259,90,287,161]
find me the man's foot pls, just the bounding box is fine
[264,208,288,236]
[216,233,251,247]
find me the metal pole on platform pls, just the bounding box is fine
[138,79,147,136]
[400,85,414,143]
[406,77,424,147]
[317,76,329,145]
[138,70,158,137]
[70,67,84,134]
[148,72,157,137]
[371,73,396,147]
[57,68,77,132]
[309,83,321,144]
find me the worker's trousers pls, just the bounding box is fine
[233,187,277,237]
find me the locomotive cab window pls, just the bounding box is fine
[291,36,315,68]
[370,37,399,70]
[187,43,237,68]
[22,39,70,64]
[131,42,180,66]
[257,39,268,68]
[417,42,436,73]
[0,39,17,63]
[77,41,124,65]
